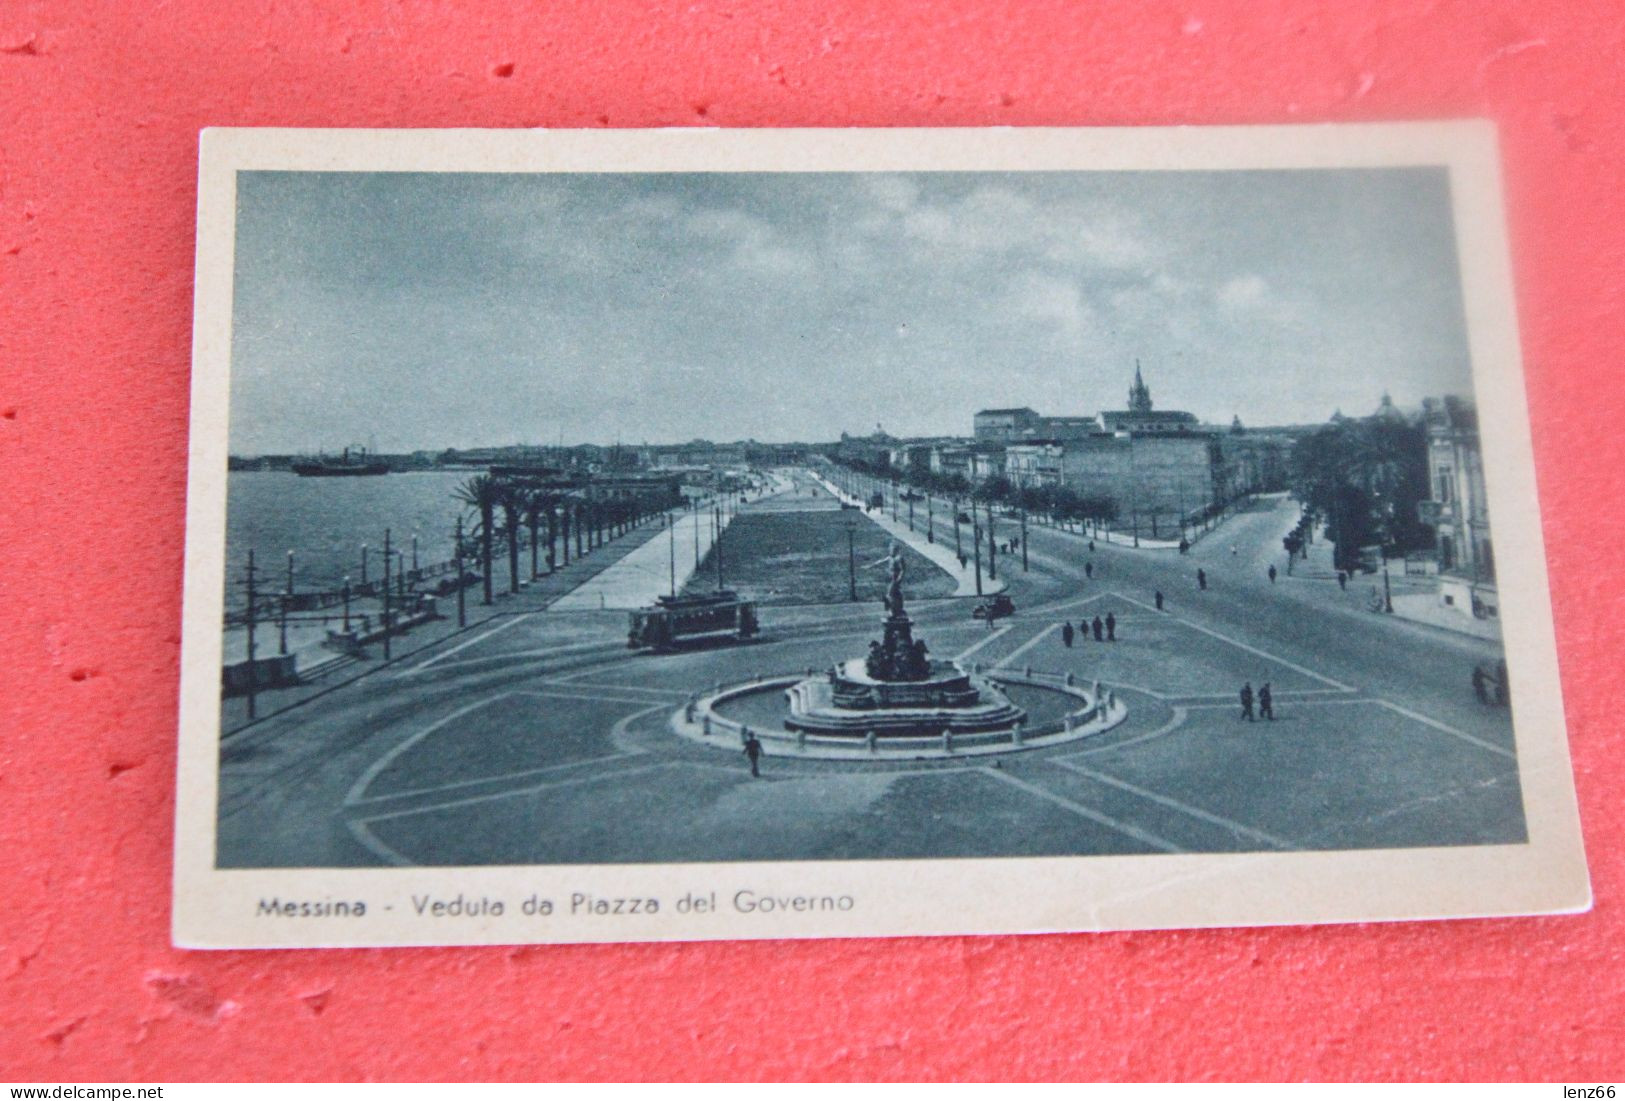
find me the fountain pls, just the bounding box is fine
[784,543,1027,736]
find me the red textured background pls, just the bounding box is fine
[3,0,1622,1082]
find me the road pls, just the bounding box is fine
[216,471,1523,868]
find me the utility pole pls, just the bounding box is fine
[243,549,258,720]
[926,494,934,543]
[847,522,857,601]
[1020,507,1028,573]
[360,543,369,587]
[972,520,983,596]
[381,528,392,661]
[714,505,724,590]
[668,510,676,597]
[342,575,352,632]
[986,499,997,581]
[278,547,293,657]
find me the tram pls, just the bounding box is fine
[628,590,759,651]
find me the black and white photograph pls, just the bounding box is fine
[173,126,1587,947]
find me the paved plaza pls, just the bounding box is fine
[217,473,1523,868]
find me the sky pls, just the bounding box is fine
[228,166,1476,454]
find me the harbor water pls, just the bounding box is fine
[225,470,476,607]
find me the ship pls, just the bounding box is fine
[290,446,390,477]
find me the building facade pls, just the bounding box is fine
[1421,396,1497,620]
[1005,442,1065,488]
[1060,433,1217,538]
[973,407,1042,442]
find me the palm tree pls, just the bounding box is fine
[544,492,560,572]
[454,474,500,605]
[523,488,547,580]
[498,483,524,594]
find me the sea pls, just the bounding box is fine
[224,470,477,606]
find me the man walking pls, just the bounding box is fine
[1258,682,1274,721]
[1337,570,1348,591]
[1062,620,1075,649]
[1091,615,1104,642]
[743,730,763,778]
[1154,589,1164,611]
[1197,568,1207,591]
[1239,682,1255,722]
[1268,564,1277,584]
[1472,665,1489,705]
[1105,611,1117,641]
[1085,561,1094,580]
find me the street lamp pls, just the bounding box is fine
[846,515,858,601]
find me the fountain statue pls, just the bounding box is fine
[784,541,1026,737]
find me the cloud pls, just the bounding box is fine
[685,208,815,279]
[862,175,920,213]
[1005,270,1098,346]
[1216,273,1269,310]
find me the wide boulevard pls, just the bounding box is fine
[217,470,1521,868]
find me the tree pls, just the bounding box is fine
[523,488,559,580]
[454,474,500,605]
[1290,417,1429,573]
[976,474,1013,504]
[498,483,524,594]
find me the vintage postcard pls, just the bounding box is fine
[174,123,1588,948]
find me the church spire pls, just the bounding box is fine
[1128,360,1153,414]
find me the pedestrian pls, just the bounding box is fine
[1259,682,1273,721]
[1239,682,1255,722]
[1337,570,1347,591]
[1179,537,1189,555]
[1496,659,1510,707]
[1062,621,1075,649]
[1092,615,1104,642]
[743,730,762,778]
[1197,568,1207,591]
[1088,539,1096,553]
[1472,665,1489,705]
[958,552,967,569]
[1085,561,1094,579]
[1268,564,1277,584]
[1231,544,1238,556]
[1105,611,1116,641]
[1154,589,1164,611]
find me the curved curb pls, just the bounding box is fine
[670,668,1129,761]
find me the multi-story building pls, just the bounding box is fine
[1093,364,1203,435]
[929,445,972,479]
[1060,433,1217,538]
[1005,442,1065,488]
[1421,396,1497,620]
[973,407,1042,442]
[968,449,1007,483]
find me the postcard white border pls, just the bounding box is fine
[174,123,1590,948]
